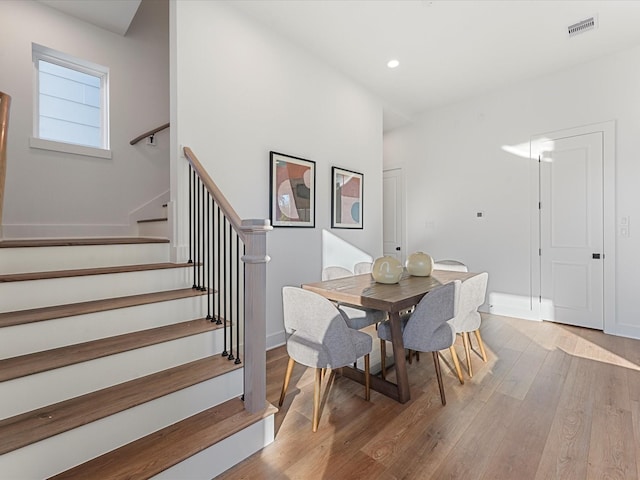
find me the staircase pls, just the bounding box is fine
[0,237,276,479]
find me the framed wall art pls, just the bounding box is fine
[331,166,363,229]
[269,151,315,227]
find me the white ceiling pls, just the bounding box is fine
[228,0,640,131]
[38,0,640,131]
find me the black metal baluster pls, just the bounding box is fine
[200,182,206,292]
[191,169,196,288]
[221,215,228,357]
[228,222,234,362]
[196,178,202,289]
[235,234,241,364]
[216,205,222,326]
[188,165,193,265]
[206,194,212,320]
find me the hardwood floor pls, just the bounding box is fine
[218,314,640,479]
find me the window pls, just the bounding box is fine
[31,44,110,158]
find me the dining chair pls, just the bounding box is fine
[321,266,386,330]
[448,272,489,378]
[377,281,462,405]
[354,261,373,275]
[433,259,468,272]
[279,286,372,431]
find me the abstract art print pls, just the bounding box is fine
[270,151,315,227]
[331,167,363,229]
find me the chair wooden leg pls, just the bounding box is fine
[380,339,387,380]
[449,346,464,384]
[312,368,322,432]
[462,332,473,377]
[415,351,420,362]
[408,349,413,364]
[432,352,446,406]
[279,356,295,407]
[364,354,370,401]
[474,329,488,362]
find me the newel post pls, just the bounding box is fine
[240,219,272,413]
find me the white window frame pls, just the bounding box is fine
[30,43,111,159]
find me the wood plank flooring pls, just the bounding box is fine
[218,314,640,480]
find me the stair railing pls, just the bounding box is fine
[0,91,11,238]
[183,146,271,414]
[129,122,170,146]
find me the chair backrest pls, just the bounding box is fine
[402,281,457,353]
[449,272,488,332]
[282,286,357,367]
[354,261,373,275]
[322,265,353,281]
[433,259,468,272]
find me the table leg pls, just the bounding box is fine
[389,311,410,403]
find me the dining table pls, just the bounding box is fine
[301,268,477,403]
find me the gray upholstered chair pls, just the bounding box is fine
[321,266,386,330]
[377,281,462,405]
[448,272,489,378]
[279,286,372,432]
[354,261,373,275]
[433,259,468,272]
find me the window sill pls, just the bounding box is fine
[29,137,112,159]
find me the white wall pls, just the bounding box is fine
[384,43,640,339]
[0,0,169,237]
[172,1,383,348]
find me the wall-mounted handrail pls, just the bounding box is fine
[0,91,11,234]
[183,146,271,414]
[129,122,170,145]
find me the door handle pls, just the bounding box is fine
[592,253,602,259]
[395,247,401,251]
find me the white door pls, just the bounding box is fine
[539,132,604,329]
[383,169,404,261]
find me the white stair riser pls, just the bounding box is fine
[0,329,239,420]
[0,243,170,275]
[0,369,243,480]
[0,296,208,360]
[138,220,169,238]
[154,414,275,480]
[0,267,194,312]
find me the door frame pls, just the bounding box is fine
[529,121,615,332]
[382,167,406,264]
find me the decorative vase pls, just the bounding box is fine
[372,256,404,284]
[405,251,434,277]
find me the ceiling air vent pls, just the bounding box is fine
[568,16,597,37]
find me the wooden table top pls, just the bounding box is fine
[302,269,476,313]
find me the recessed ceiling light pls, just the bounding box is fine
[387,59,400,69]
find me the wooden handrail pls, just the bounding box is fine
[129,122,169,145]
[183,146,245,240]
[0,91,11,234]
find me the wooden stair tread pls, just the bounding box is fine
[49,399,278,480]
[0,288,208,328]
[0,237,169,248]
[0,262,192,283]
[0,318,221,382]
[0,354,241,455]
[137,217,168,223]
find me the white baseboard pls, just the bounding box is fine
[266,330,286,350]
